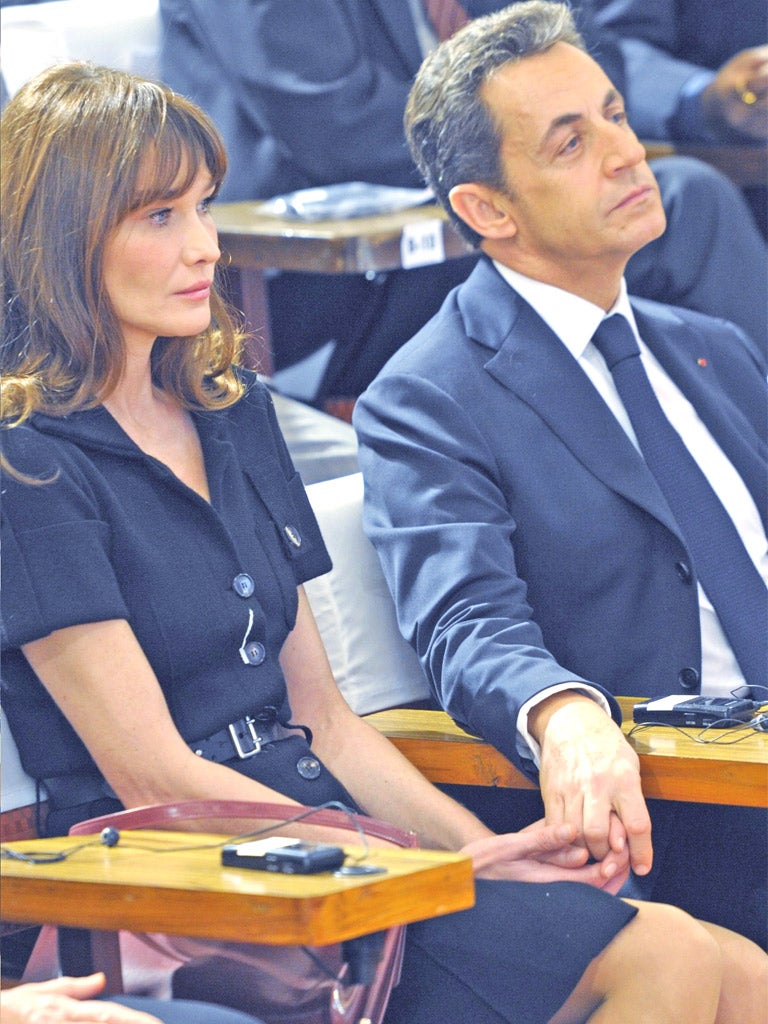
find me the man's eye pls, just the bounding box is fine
[560,135,581,155]
[610,110,628,125]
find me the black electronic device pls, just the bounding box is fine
[632,694,754,728]
[221,837,346,874]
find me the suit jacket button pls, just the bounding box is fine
[678,667,699,690]
[244,641,266,666]
[233,573,255,598]
[675,561,692,583]
[296,755,321,780]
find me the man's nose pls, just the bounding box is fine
[603,123,647,175]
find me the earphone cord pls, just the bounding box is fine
[0,800,369,865]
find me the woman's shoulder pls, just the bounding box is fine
[218,372,286,441]
[0,418,104,505]
[232,369,274,411]
[2,420,73,475]
[213,373,303,478]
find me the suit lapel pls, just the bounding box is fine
[458,262,685,537]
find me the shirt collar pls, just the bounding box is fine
[30,401,229,457]
[491,260,640,355]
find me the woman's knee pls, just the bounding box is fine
[620,900,723,979]
[551,901,723,1024]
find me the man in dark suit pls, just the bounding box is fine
[354,1,767,947]
[159,0,767,405]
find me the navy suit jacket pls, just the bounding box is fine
[354,258,767,774]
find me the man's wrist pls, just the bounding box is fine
[527,689,601,746]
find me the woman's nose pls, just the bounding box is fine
[185,218,220,264]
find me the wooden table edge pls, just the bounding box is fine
[365,706,768,808]
[0,834,475,946]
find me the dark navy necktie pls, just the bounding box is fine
[591,314,767,687]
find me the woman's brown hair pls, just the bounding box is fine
[1,61,246,431]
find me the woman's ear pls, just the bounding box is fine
[449,183,517,240]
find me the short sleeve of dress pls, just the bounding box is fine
[1,427,129,648]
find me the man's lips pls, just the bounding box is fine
[611,185,654,212]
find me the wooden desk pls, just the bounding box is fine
[212,202,472,373]
[213,201,469,276]
[213,145,765,276]
[0,829,473,947]
[365,698,768,808]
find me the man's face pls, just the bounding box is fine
[480,42,666,293]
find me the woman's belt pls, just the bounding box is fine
[189,714,308,764]
[43,712,310,810]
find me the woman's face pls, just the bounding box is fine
[102,165,221,352]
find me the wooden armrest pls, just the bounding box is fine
[366,700,768,808]
[364,708,535,790]
[365,704,638,789]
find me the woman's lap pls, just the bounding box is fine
[385,879,636,1024]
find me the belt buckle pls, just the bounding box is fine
[228,716,262,758]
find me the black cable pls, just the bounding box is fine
[627,717,768,744]
[0,800,370,866]
[156,800,370,858]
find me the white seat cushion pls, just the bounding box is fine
[305,473,430,714]
[1,705,39,812]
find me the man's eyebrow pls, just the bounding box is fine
[538,88,624,154]
[538,111,582,154]
[602,87,624,112]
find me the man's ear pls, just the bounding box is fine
[449,183,517,240]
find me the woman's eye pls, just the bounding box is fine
[148,207,172,226]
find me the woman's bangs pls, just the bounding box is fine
[127,139,199,212]
[128,112,226,213]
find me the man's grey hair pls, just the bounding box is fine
[405,1,584,246]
